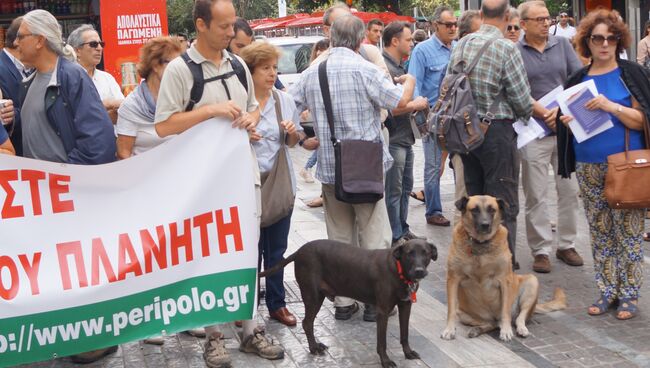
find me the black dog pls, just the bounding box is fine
[259,239,437,368]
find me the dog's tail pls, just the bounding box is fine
[534,287,567,314]
[259,252,298,278]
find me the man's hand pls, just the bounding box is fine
[394,74,414,85]
[302,137,319,150]
[411,96,429,111]
[205,101,242,121]
[558,115,573,130]
[543,106,559,130]
[248,128,262,142]
[0,100,15,125]
[280,120,297,135]
[233,111,257,131]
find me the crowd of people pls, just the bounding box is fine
[0,0,648,367]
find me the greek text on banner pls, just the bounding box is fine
[0,119,259,366]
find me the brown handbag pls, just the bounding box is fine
[604,122,650,209]
[259,91,295,227]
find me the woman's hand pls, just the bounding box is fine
[248,128,262,142]
[302,137,319,150]
[280,120,297,136]
[559,115,573,128]
[585,94,616,113]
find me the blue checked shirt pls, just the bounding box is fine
[407,34,455,106]
[289,47,404,185]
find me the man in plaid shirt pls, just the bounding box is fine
[446,0,532,268]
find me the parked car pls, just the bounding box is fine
[267,36,324,88]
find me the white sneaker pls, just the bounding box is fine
[299,168,315,183]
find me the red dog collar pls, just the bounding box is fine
[395,260,418,303]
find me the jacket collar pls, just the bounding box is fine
[23,56,61,87]
[1,49,25,81]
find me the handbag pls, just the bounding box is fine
[604,123,650,209]
[259,90,295,227]
[318,60,384,204]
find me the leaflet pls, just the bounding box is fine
[557,79,613,143]
[515,85,563,149]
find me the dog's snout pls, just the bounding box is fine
[479,222,490,231]
[413,268,428,279]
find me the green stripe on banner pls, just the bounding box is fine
[0,268,257,367]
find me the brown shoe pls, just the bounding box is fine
[70,346,118,364]
[427,214,450,227]
[269,307,297,326]
[532,254,551,273]
[556,248,584,266]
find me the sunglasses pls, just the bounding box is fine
[436,21,458,29]
[589,34,620,45]
[523,16,551,24]
[82,41,105,48]
[507,25,520,32]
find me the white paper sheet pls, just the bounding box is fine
[515,85,564,149]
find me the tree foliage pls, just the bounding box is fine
[167,0,194,36]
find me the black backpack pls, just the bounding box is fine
[181,51,248,112]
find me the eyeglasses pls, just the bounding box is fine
[82,41,105,48]
[507,25,520,32]
[523,16,551,24]
[436,21,458,29]
[589,34,620,45]
[15,33,36,41]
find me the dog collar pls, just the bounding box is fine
[395,260,418,303]
[466,236,491,256]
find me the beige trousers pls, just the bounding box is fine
[451,154,467,227]
[520,136,579,256]
[322,184,392,307]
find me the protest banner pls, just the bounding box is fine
[0,120,259,367]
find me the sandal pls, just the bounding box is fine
[615,298,638,320]
[643,232,650,242]
[587,297,614,316]
[409,190,425,203]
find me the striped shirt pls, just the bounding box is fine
[289,47,404,185]
[446,24,532,121]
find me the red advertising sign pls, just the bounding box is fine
[100,0,168,94]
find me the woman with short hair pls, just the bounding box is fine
[557,9,649,320]
[116,37,183,159]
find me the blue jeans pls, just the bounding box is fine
[422,135,443,217]
[385,144,414,241]
[305,151,317,169]
[258,210,292,312]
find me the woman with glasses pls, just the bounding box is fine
[505,7,521,43]
[557,9,650,321]
[116,37,182,160]
[240,41,306,327]
[67,24,124,123]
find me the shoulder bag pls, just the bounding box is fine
[259,90,295,227]
[604,122,650,209]
[318,60,384,204]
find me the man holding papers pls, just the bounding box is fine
[557,10,650,321]
[516,1,584,273]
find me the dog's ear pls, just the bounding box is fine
[455,196,469,213]
[392,244,403,260]
[427,242,438,261]
[496,198,508,214]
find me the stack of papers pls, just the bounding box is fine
[514,85,563,149]
[556,79,613,143]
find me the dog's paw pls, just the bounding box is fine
[309,342,328,355]
[516,325,530,338]
[467,327,483,338]
[440,327,456,340]
[381,359,397,368]
[404,350,420,359]
[499,326,514,342]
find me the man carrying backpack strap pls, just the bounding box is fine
[446,0,532,269]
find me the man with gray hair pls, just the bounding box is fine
[290,14,415,322]
[407,5,458,228]
[516,0,583,273]
[446,0,532,269]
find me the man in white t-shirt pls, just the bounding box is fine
[68,24,125,123]
[549,12,576,40]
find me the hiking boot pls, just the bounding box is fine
[203,332,231,368]
[556,248,584,266]
[532,254,551,273]
[334,302,359,320]
[402,230,424,241]
[363,304,377,322]
[70,346,118,364]
[239,331,284,360]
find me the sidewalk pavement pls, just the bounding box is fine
[19,141,650,368]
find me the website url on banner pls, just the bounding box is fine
[0,284,250,353]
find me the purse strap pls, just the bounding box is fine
[318,60,338,146]
[271,90,286,147]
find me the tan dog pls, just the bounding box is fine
[441,195,566,342]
